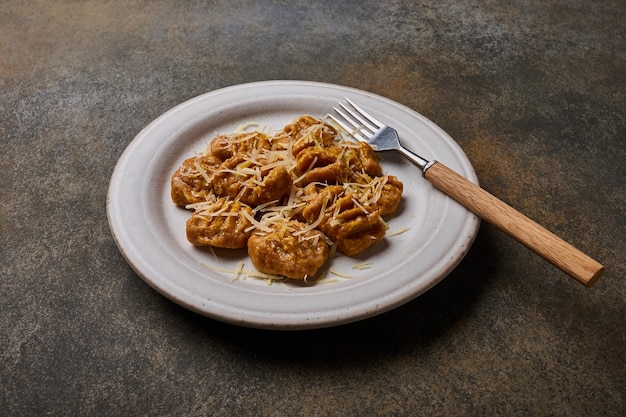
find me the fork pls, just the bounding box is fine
[329,98,604,287]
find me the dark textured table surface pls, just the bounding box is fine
[2,1,624,416]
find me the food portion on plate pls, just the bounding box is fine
[171,116,403,281]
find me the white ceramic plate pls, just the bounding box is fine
[107,80,479,330]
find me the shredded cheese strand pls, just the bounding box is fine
[386,226,411,237]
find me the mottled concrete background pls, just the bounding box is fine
[1,1,624,416]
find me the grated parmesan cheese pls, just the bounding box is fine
[386,226,411,237]
[175,116,406,283]
[329,269,355,279]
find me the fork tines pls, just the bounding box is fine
[328,98,384,142]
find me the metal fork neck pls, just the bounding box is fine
[397,146,431,171]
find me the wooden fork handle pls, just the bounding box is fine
[423,161,604,287]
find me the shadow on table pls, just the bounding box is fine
[180,225,499,364]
